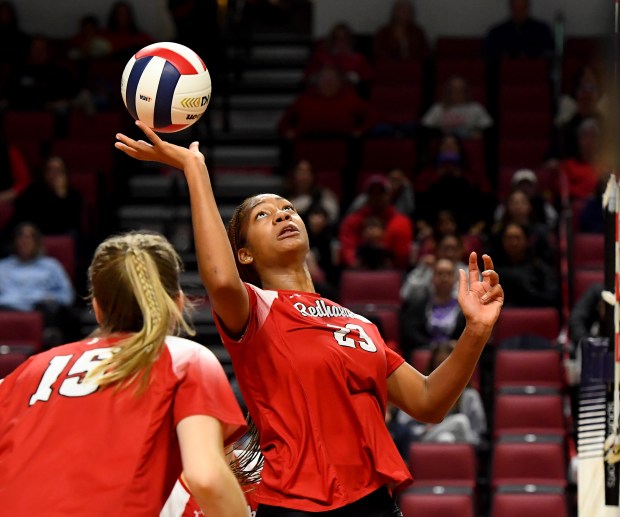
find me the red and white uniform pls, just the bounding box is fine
[161,476,259,517]
[0,335,246,516]
[213,284,412,512]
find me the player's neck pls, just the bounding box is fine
[260,265,315,293]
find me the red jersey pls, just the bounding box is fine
[213,284,412,511]
[0,335,246,516]
[161,476,259,517]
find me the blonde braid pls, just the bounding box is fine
[128,246,162,332]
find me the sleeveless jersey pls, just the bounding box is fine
[213,284,412,511]
[0,335,246,516]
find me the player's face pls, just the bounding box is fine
[241,195,309,268]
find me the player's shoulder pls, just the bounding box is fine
[164,336,221,373]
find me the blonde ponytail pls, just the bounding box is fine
[86,232,194,392]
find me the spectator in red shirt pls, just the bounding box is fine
[373,0,430,61]
[339,174,413,269]
[279,64,376,138]
[305,22,373,86]
[560,118,605,200]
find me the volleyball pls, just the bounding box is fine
[120,42,211,133]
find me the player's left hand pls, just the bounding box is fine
[457,252,504,331]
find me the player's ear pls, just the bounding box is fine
[92,298,104,325]
[238,247,253,265]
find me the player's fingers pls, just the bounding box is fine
[136,120,163,145]
[115,133,140,149]
[468,252,479,286]
[482,283,503,304]
[482,254,495,271]
[114,141,139,155]
[482,269,500,287]
[189,141,200,152]
[457,268,468,297]
[137,140,154,149]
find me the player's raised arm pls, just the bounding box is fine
[387,252,503,423]
[115,121,249,336]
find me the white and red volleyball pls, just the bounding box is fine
[121,42,211,133]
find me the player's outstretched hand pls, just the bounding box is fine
[115,120,205,170]
[457,252,504,331]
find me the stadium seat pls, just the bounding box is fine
[408,442,477,489]
[500,58,550,84]
[491,437,567,489]
[0,352,28,378]
[370,84,422,125]
[499,85,551,113]
[573,269,604,303]
[339,270,403,309]
[0,311,44,353]
[361,138,417,171]
[314,169,342,198]
[70,171,101,234]
[400,489,475,517]
[358,306,400,344]
[493,390,565,437]
[68,111,125,141]
[573,233,605,270]
[435,37,484,59]
[491,490,568,517]
[499,139,549,168]
[293,139,348,170]
[494,349,564,390]
[43,235,76,282]
[52,140,115,178]
[3,110,55,142]
[499,111,552,140]
[373,59,422,85]
[492,307,560,344]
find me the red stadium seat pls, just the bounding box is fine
[408,442,477,489]
[0,202,13,233]
[564,37,604,61]
[435,37,484,59]
[500,58,550,84]
[573,269,604,303]
[491,491,568,517]
[400,490,475,517]
[11,139,43,171]
[499,85,551,112]
[314,169,342,199]
[491,438,567,489]
[573,233,605,269]
[3,110,55,142]
[0,352,28,378]
[499,139,549,168]
[0,311,44,353]
[52,140,115,177]
[43,235,76,282]
[68,111,125,141]
[361,139,417,171]
[70,171,101,234]
[293,139,348,170]
[494,349,564,390]
[493,391,565,438]
[370,84,422,125]
[339,270,403,309]
[499,111,552,140]
[492,307,560,343]
[373,60,422,85]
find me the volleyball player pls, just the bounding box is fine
[116,122,504,516]
[0,231,248,517]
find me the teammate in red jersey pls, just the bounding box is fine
[0,231,248,517]
[116,123,504,516]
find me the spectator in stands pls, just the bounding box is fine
[354,216,395,270]
[421,76,493,140]
[285,159,339,223]
[560,118,605,200]
[11,156,82,237]
[410,342,486,444]
[495,168,558,229]
[492,188,555,264]
[0,223,75,347]
[556,65,606,158]
[569,283,605,347]
[416,135,492,235]
[348,168,415,218]
[0,1,30,67]
[401,233,467,302]
[68,15,112,60]
[7,36,78,111]
[278,64,376,138]
[305,204,339,287]
[373,0,430,61]
[400,259,465,354]
[105,1,153,59]
[493,223,559,307]
[339,174,413,269]
[305,22,372,87]
[580,174,608,233]
[416,209,482,264]
[484,0,554,60]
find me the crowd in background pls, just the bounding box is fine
[0,0,610,473]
